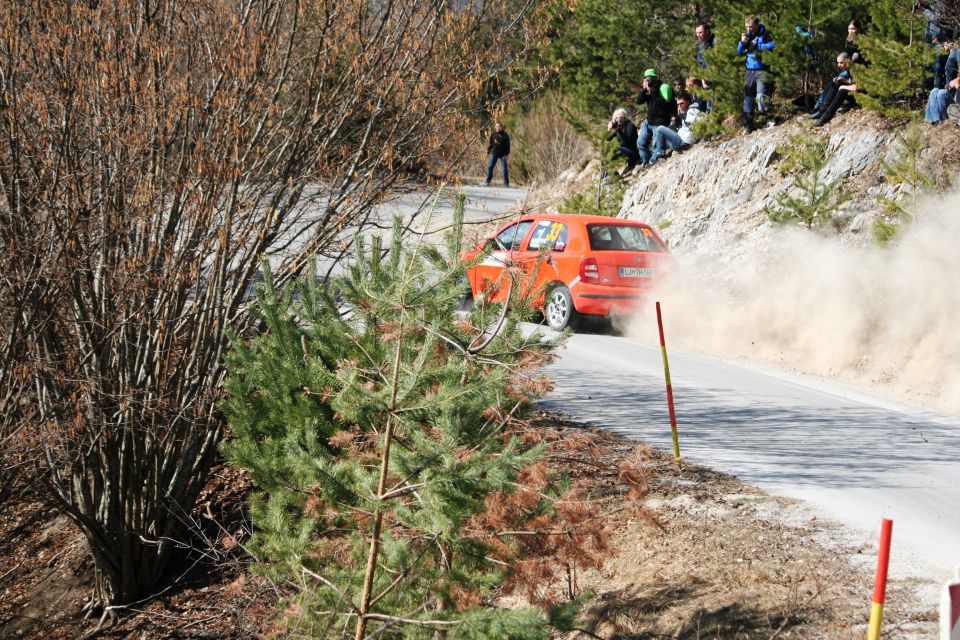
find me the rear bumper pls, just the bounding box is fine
[570,283,650,316]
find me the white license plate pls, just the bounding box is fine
[619,267,654,278]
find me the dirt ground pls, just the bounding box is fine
[0,412,937,639]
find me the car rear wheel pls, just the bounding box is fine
[545,285,579,331]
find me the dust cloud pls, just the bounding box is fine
[626,189,960,413]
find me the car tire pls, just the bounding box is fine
[545,285,579,331]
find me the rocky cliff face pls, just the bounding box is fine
[617,111,906,257]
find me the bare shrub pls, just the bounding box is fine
[511,92,592,185]
[0,0,549,610]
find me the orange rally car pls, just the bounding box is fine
[462,213,671,330]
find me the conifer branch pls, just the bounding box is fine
[363,613,462,628]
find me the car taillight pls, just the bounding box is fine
[580,257,600,284]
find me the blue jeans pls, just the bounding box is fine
[636,120,654,165]
[649,126,688,164]
[925,87,955,123]
[743,69,769,116]
[485,154,509,185]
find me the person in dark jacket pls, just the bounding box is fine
[606,108,640,173]
[484,122,510,187]
[689,21,716,111]
[737,15,775,132]
[812,52,860,126]
[634,68,677,166]
[844,19,867,66]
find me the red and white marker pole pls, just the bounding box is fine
[868,518,893,640]
[942,567,960,640]
[655,302,680,461]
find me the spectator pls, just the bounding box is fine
[606,108,640,173]
[845,19,867,66]
[918,1,955,89]
[484,121,510,187]
[690,21,715,111]
[695,21,715,72]
[806,20,866,115]
[737,14,775,132]
[924,42,959,123]
[684,77,710,111]
[812,52,859,126]
[649,92,705,165]
[635,68,677,166]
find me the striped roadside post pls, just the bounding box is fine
[868,518,893,640]
[942,567,960,640]
[655,301,680,461]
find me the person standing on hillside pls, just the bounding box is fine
[695,21,716,70]
[634,68,677,166]
[484,121,510,187]
[737,14,775,132]
[690,21,715,111]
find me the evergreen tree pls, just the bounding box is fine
[222,198,609,639]
[856,0,935,117]
[873,123,936,243]
[767,135,848,228]
[546,0,690,119]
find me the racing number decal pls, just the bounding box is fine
[546,223,563,242]
[529,221,567,250]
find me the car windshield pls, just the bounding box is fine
[496,220,533,251]
[587,224,664,252]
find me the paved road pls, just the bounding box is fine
[539,329,960,587]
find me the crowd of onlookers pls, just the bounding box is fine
[606,5,959,176]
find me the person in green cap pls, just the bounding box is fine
[634,69,677,166]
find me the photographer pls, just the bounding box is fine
[634,69,677,166]
[737,14,775,132]
[606,108,640,174]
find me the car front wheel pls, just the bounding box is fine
[545,285,579,331]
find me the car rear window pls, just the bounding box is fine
[586,224,664,252]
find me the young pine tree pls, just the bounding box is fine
[767,135,848,229]
[873,123,936,243]
[221,199,610,639]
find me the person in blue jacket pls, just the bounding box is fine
[737,15,775,132]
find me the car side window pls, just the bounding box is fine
[527,220,568,251]
[495,221,533,251]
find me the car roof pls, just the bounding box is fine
[515,213,651,225]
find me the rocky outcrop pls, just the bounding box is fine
[618,113,903,255]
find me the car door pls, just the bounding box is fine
[513,218,569,304]
[470,220,533,303]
